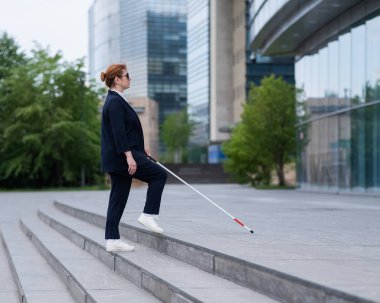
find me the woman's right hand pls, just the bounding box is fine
[124,151,137,175]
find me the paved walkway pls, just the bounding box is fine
[0,185,379,301]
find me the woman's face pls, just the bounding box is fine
[115,69,131,90]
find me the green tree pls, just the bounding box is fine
[0,33,27,163]
[223,75,297,186]
[223,122,271,185]
[0,33,26,81]
[0,45,102,188]
[161,109,194,163]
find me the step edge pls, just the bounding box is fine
[38,209,202,303]
[19,218,94,303]
[0,228,27,303]
[53,200,378,303]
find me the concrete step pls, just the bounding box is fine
[20,214,161,303]
[0,224,25,303]
[0,222,76,303]
[53,200,377,303]
[39,204,279,303]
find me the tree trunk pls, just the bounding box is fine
[81,166,85,187]
[174,149,181,163]
[276,158,285,186]
[53,161,63,187]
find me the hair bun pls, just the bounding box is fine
[100,72,106,82]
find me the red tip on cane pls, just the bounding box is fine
[234,218,244,227]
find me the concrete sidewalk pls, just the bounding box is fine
[0,185,379,302]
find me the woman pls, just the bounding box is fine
[100,64,167,252]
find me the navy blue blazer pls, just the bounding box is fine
[101,90,147,173]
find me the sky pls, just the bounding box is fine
[0,0,93,66]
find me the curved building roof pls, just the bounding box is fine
[249,0,380,56]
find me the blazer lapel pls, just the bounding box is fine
[109,90,140,120]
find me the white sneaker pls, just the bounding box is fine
[137,214,164,234]
[106,239,135,252]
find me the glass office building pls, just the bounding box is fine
[296,13,380,193]
[89,0,122,80]
[187,0,261,163]
[89,0,187,151]
[247,0,294,87]
[146,6,187,125]
[249,0,380,194]
[246,54,294,87]
[187,0,210,147]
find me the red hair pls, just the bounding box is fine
[100,64,127,88]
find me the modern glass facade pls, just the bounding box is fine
[187,0,210,148]
[247,0,294,89]
[89,0,187,153]
[119,0,148,97]
[248,0,288,43]
[246,55,294,87]
[296,13,380,193]
[89,0,121,79]
[147,5,187,126]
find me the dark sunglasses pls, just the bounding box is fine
[119,73,130,80]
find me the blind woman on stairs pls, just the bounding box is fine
[100,64,167,252]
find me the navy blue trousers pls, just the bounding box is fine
[105,158,167,239]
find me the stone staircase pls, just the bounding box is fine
[0,201,376,303]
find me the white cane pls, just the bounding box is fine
[147,155,254,234]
